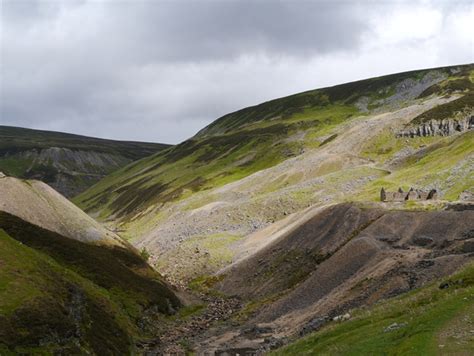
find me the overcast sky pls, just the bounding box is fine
[1,0,473,144]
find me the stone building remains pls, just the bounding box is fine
[381,187,438,202]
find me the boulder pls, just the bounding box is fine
[461,240,474,253]
[460,191,474,202]
[383,322,407,333]
[299,316,329,336]
[412,235,434,246]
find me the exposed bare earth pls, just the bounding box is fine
[0,175,126,247]
[134,96,463,282]
[189,203,474,353]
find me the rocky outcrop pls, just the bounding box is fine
[397,114,474,138]
[460,191,474,201]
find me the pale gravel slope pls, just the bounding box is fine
[0,175,126,247]
[132,96,460,281]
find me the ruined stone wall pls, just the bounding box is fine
[381,188,438,202]
[397,114,474,138]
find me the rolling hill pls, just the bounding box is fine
[0,174,126,246]
[0,126,171,197]
[0,176,182,354]
[75,64,473,279]
[71,63,473,352]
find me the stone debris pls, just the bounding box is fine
[333,313,351,322]
[143,295,242,355]
[215,347,258,356]
[300,316,330,336]
[412,236,434,247]
[384,322,407,333]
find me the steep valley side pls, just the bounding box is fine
[143,202,474,354]
[57,64,474,353]
[0,211,183,355]
[75,64,473,288]
[0,177,184,354]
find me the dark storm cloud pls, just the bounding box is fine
[0,0,472,143]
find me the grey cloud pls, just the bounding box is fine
[124,1,368,62]
[0,0,472,143]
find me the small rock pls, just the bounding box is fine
[333,313,351,322]
[384,322,407,333]
[461,240,474,253]
[300,316,329,336]
[412,236,434,247]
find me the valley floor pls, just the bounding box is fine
[138,202,474,355]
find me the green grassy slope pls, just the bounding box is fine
[196,66,457,137]
[75,64,473,223]
[0,126,171,197]
[74,99,358,221]
[357,129,474,201]
[272,262,474,355]
[0,211,181,354]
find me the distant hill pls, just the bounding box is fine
[0,126,171,197]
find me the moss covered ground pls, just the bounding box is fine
[156,233,242,282]
[0,212,180,354]
[356,130,474,201]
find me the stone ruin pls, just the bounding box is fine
[381,187,438,202]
